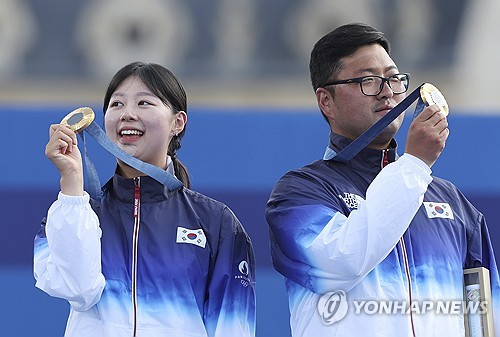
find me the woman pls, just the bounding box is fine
[34,62,256,337]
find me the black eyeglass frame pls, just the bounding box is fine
[321,73,411,96]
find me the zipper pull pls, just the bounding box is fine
[382,149,389,168]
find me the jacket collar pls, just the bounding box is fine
[103,173,176,203]
[324,131,398,173]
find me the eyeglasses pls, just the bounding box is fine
[321,73,410,96]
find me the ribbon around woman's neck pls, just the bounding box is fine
[328,83,449,162]
[61,107,183,201]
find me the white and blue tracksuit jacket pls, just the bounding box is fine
[266,132,500,337]
[34,174,256,337]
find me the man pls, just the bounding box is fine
[266,23,500,336]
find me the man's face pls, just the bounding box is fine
[318,44,407,149]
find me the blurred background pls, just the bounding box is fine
[1,0,499,336]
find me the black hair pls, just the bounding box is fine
[103,61,191,188]
[309,23,390,121]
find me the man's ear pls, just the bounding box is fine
[315,87,335,119]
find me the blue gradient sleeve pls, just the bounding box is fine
[266,170,345,292]
[269,203,339,291]
[204,207,256,337]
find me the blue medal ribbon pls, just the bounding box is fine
[78,121,183,201]
[328,83,427,162]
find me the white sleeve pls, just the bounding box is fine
[34,192,105,311]
[308,153,432,292]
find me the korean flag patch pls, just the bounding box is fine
[176,227,207,248]
[423,202,454,220]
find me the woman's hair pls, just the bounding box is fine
[103,61,191,188]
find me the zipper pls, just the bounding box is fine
[399,237,416,337]
[381,149,389,168]
[382,150,415,335]
[132,177,141,336]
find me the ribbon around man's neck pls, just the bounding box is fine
[329,83,449,163]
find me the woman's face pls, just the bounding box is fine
[104,76,186,170]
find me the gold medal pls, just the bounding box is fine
[61,107,95,133]
[420,83,449,116]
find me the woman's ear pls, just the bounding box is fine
[173,111,187,135]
